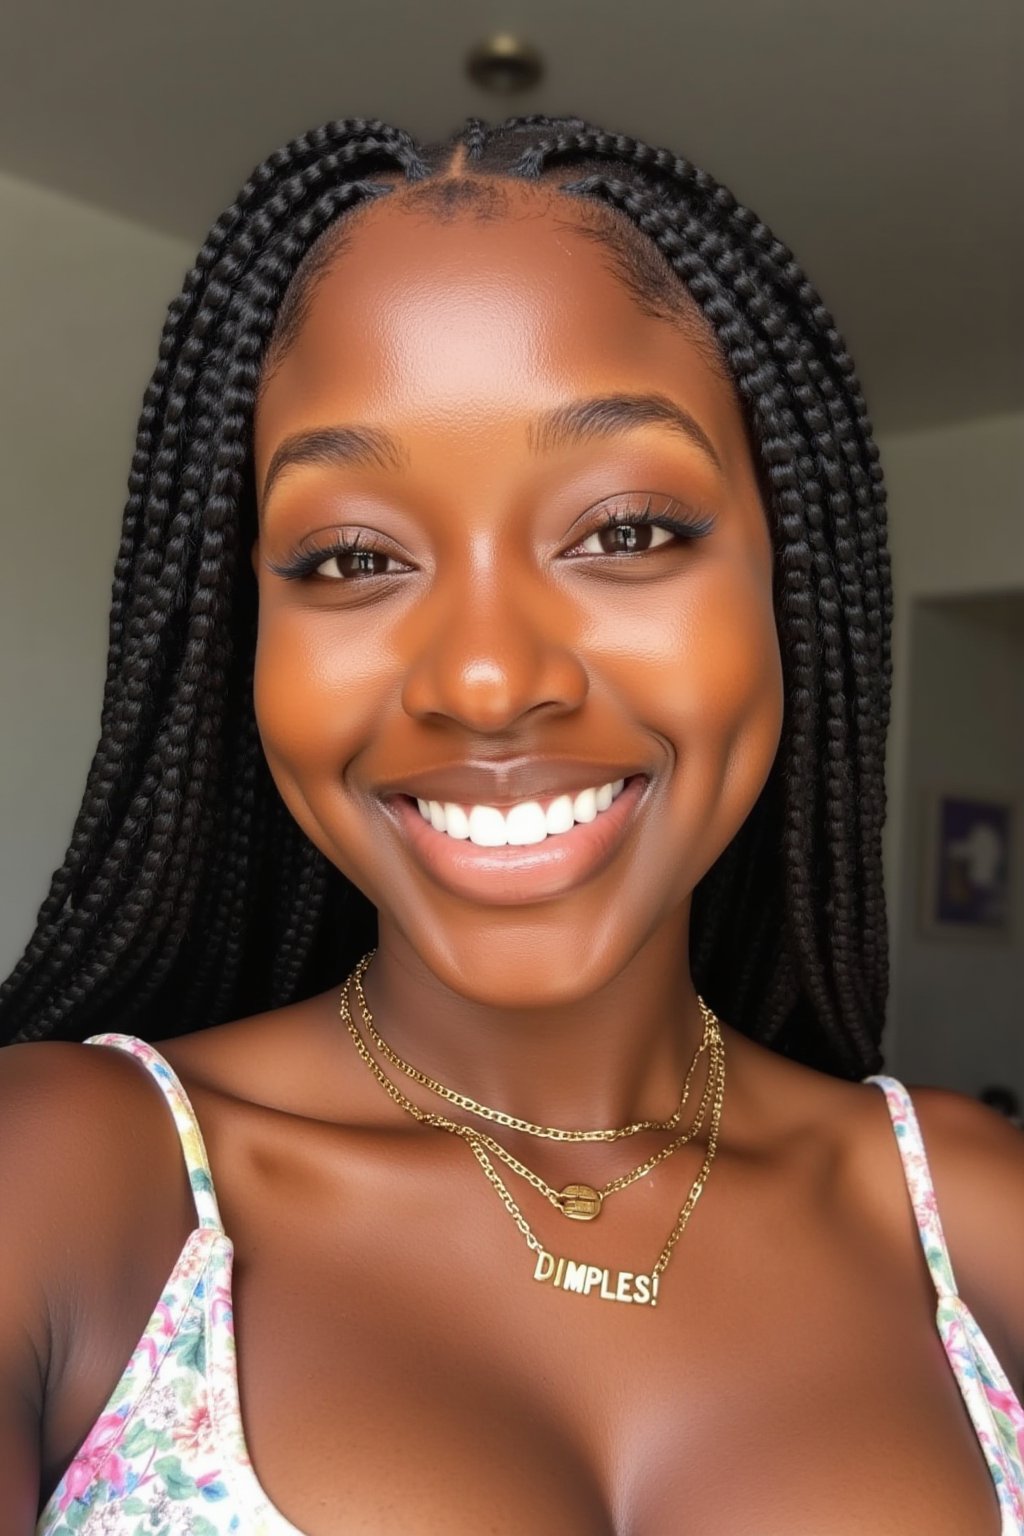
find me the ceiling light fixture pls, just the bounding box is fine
[466,34,545,94]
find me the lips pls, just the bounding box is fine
[380,772,650,906]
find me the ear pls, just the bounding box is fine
[250,539,260,577]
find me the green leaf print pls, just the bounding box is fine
[170,1319,206,1375]
[190,1516,221,1536]
[154,1453,199,1500]
[120,1417,161,1457]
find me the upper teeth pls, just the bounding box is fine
[415,781,627,846]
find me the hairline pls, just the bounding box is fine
[258,173,729,399]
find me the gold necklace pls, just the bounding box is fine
[351,946,717,1142]
[338,953,726,1307]
[469,1037,724,1308]
[345,960,718,1221]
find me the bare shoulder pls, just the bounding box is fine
[0,1034,194,1211]
[0,1034,197,1328]
[0,1038,197,1493]
[729,1034,1023,1376]
[903,1083,1024,1360]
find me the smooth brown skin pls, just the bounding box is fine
[2,179,1023,1535]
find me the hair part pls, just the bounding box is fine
[0,114,892,1078]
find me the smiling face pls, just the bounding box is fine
[251,181,783,1008]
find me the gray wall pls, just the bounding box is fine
[0,169,192,978]
[880,413,1024,1077]
[892,599,1024,1095]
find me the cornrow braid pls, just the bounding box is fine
[0,114,890,1078]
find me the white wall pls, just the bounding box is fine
[0,170,193,978]
[878,412,1024,1075]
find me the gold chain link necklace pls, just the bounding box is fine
[346,955,716,1221]
[351,946,719,1142]
[339,952,726,1307]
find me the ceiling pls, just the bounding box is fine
[1,0,1020,433]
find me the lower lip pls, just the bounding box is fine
[384,776,649,906]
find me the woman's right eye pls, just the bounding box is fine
[314,547,404,580]
[268,536,409,583]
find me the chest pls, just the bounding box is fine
[213,1133,1002,1536]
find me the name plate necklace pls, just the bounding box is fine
[339,951,725,1305]
[348,952,717,1222]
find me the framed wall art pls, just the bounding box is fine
[919,789,1016,941]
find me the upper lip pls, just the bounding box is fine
[378,760,646,808]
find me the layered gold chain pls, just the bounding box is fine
[347,951,716,1219]
[351,947,718,1142]
[339,950,726,1306]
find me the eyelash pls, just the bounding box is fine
[268,500,716,583]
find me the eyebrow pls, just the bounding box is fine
[260,391,723,510]
[261,425,407,506]
[528,393,723,472]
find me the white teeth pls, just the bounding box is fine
[572,787,598,823]
[505,801,547,846]
[443,802,470,839]
[414,779,630,843]
[467,805,508,847]
[545,794,575,835]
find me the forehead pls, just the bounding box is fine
[254,182,743,472]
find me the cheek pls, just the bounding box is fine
[253,601,387,812]
[599,563,783,839]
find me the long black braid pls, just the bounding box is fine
[0,115,891,1077]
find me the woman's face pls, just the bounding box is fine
[251,184,783,1007]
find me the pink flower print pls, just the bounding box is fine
[154,1297,179,1337]
[57,1455,96,1511]
[58,1448,130,1513]
[986,1383,1024,1424]
[99,1449,130,1497]
[58,1413,130,1509]
[177,1401,216,1457]
[208,1270,234,1329]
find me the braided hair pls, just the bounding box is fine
[0,115,891,1077]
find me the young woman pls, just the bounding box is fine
[2,115,1022,1535]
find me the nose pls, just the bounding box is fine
[400,566,589,732]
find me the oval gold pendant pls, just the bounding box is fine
[559,1183,603,1221]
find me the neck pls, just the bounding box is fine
[352,915,705,1132]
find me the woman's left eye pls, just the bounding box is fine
[313,547,402,580]
[565,499,716,559]
[573,520,678,557]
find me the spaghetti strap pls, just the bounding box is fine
[866,1074,1024,1532]
[864,1074,958,1299]
[84,1032,225,1233]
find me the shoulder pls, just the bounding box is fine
[0,1038,197,1443]
[0,1032,197,1301]
[0,1034,194,1199]
[732,1042,1023,1377]
[903,1082,1024,1374]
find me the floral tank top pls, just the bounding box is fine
[35,1038,1024,1536]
